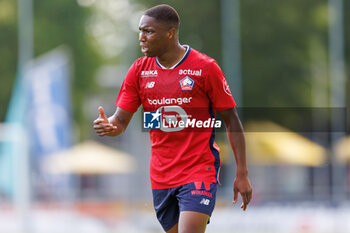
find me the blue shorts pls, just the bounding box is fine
[152,181,218,231]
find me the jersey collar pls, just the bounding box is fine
[155,45,191,69]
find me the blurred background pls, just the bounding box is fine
[0,0,349,232]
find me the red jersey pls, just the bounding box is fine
[115,46,236,189]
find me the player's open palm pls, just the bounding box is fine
[233,175,252,211]
[93,106,117,136]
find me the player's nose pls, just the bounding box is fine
[139,32,146,42]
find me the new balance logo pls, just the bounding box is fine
[145,82,155,89]
[141,70,158,78]
[200,198,210,205]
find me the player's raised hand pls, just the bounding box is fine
[233,175,252,211]
[93,106,117,136]
[98,106,108,123]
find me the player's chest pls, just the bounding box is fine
[138,68,204,97]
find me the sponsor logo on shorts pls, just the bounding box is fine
[200,198,210,205]
[191,190,213,198]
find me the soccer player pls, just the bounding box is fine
[93,4,252,233]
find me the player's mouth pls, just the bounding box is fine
[140,44,149,53]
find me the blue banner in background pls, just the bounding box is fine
[27,47,72,161]
[0,46,73,199]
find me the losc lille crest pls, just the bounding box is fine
[179,76,195,91]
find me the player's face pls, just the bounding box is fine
[138,15,172,57]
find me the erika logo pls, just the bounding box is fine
[141,70,158,78]
[179,69,202,76]
[179,76,194,91]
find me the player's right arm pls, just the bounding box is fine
[94,59,140,137]
[93,106,134,137]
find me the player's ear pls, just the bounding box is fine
[167,27,176,39]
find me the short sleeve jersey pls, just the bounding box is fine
[116,47,236,189]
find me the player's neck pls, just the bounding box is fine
[156,43,186,69]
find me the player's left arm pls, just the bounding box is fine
[218,107,252,211]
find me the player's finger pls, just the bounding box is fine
[242,192,252,211]
[99,123,114,128]
[241,202,247,211]
[95,127,109,132]
[246,191,252,203]
[244,190,252,203]
[94,124,110,130]
[93,124,103,129]
[95,127,114,134]
[93,118,104,124]
[241,192,250,205]
[98,132,108,136]
[98,127,116,135]
[233,187,239,204]
[98,106,107,120]
[94,123,112,129]
[99,125,117,132]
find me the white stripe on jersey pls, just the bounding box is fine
[155,45,190,69]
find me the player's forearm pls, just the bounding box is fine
[107,107,134,137]
[227,129,248,177]
[107,114,127,136]
[224,111,249,177]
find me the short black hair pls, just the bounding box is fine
[144,4,180,29]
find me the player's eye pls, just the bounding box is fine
[139,29,150,34]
